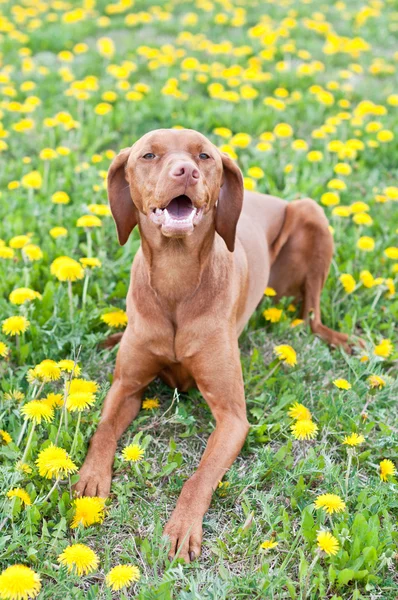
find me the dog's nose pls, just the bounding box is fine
[170,161,200,184]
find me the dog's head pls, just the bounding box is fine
[107,128,243,251]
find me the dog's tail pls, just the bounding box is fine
[100,331,124,349]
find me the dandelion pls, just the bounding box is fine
[333,378,351,390]
[101,310,128,328]
[367,375,385,389]
[106,564,140,591]
[9,288,41,305]
[316,530,339,556]
[71,497,106,528]
[291,419,318,440]
[58,543,99,576]
[374,339,393,358]
[290,318,304,328]
[76,215,102,228]
[43,393,64,408]
[122,443,145,462]
[260,540,278,550]
[36,444,77,479]
[314,493,346,514]
[263,308,282,323]
[16,462,32,475]
[288,402,312,421]
[51,256,84,319]
[34,359,61,381]
[68,378,98,395]
[142,397,160,410]
[274,344,297,366]
[0,342,9,358]
[0,564,41,599]
[0,430,12,444]
[2,316,30,336]
[7,488,31,506]
[23,244,43,261]
[49,227,68,238]
[357,236,375,251]
[51,191,70,204]
[379,459,395,481]
[58,359,81,376]
[343,433,365,446]
[264,287,277,296]
[339,274,356,294]
[21,400,54,424]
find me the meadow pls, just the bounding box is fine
[0,0,397,598]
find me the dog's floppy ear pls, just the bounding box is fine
[107,147,138,245]
[215,153,244,252]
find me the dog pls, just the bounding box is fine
[75,128,353,562]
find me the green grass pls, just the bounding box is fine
[0,0,397,598]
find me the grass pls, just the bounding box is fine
[0,0,397,598]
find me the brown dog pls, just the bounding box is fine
[75,128,352,562]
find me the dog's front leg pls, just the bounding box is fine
[164,337,249,562]
[74,329,160,498]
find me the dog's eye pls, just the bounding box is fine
[199,153,210,160]
[143,153,156,159]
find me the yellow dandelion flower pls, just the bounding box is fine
[36,444,77,479]
[288,402,312,421]
[0,247,15,259]
[357,236,375,251]
[384,247,398,260]
[333,378,351,390]
[34,359,61,381]
[291,419,318,440]
[0,430,12,444]
[80,257,101,268]
[367,375,385,389]
[76,215,102,228]
[4,390,25,402]
[88,203,111,216]
[0,564,41,600]
[51,191,70,204]
[260,540,278,550]
[264,287,277,296]
[0,342,9,358]
[43,393,64,409]
[7,488,31,506]
[273,344,297,367]
[16,462,32,474]
[142,398,160,410]
[101,310,128,328]
[106,564,140,591]
[22,244,43,262]
[49,227,68,238]
[9,235,30,249]
[51,256,84,282]
[122,443,145,462]
[314,493,346,514]
[57,359,81,376]
[21,170,42,189]
[374,339,393,358]
[21,400,54,424]
[9,288,41,305]
[263,308,282,323]
[2,316,30,336]
[68,379,98,395]
[339,274,356,294]
[316,530,339,556]
[66,392,96,412]
[71,497,106,528]
[290,318,304,328]
[379,459,395,482]
[343,433,365,446]
[58,543,99,576]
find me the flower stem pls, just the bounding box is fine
[21,421,36,463]
[82,274,89,309]
[303,552,320,600]
[86,229,92,257]
[67,280,74,321]
[70,412,81,456]
[41,477,60,504]
[345,450,353,500]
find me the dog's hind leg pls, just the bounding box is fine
[268,198,354,352]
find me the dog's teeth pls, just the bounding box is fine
[155,208,162,215]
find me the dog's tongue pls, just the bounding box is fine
[166,195,193,220]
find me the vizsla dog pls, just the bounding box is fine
[76,128,352,561]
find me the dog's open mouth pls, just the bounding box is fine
[150,195,204,234]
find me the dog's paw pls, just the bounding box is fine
[163,509,203,563]
[73,464,112,498]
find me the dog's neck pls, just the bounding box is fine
[138,213,216,305]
